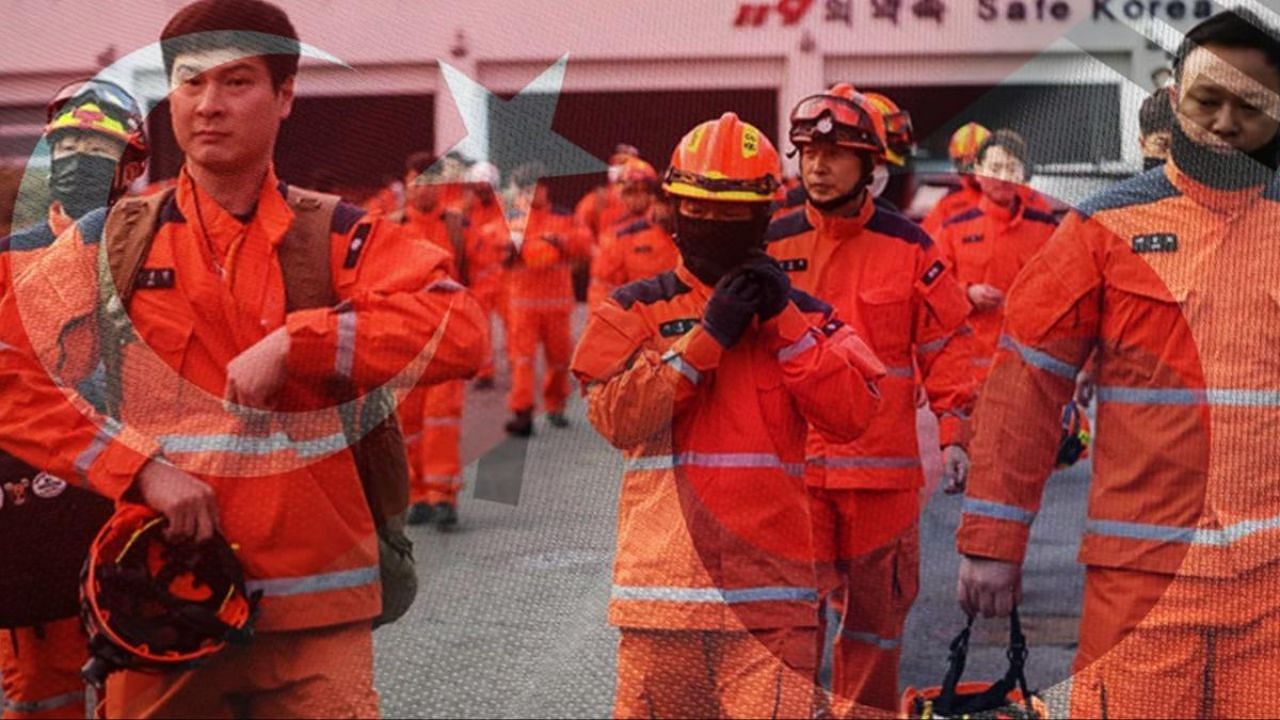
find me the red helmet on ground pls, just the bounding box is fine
[788,83,886,156]
[80,504,260,688]
[663,112,781,204]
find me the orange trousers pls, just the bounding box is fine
[1070,562,1280,719]
[0,619,86,720]
[105,621,377,719]
[613,627,817,719]
[809,487,920,713]
[470,275,507,382]
[506,307,572,414]
[398,380,464,506]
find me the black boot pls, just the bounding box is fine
[432,502,458,531]
[547,411,570,428]
[473,376,496,391]
[504,409,534,437]
[406,501,434,526]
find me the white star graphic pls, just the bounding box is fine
[422,55,606,200]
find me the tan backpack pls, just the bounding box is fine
[98,185,417,627]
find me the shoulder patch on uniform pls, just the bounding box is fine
[611,270,692,310]
[342,223,374,269]
[777,258,808,272]
[1023,208,1059,226]
[4,222,55,252]
[332,201,367,235]
[765,210,813,243]
[136,267,176,289]
[1076,169,1181,218]
[867,205,933,248]
[1131,233,1179,253]
[921,259,946,286]
[158,194,186,226]
[616,218,651,238]
[77,207,109,246]
[941,207,983,228]
[787,288,831,316]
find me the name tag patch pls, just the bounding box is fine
[961,234,984,244]
[136,267,175,290]
[659,318,698,337]
[921,260,945,286]
[633,245,653,255]
[1132,233,1178,253]
[778,258,808,272]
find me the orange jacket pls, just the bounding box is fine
[957,161,1280,579]
[922,179,1052,238]
[393,204,463,280]
[572,263,885,630]
[480,203,590,310]
[574,184,628,242]
[935,195,1058,379]
[462,193,507,292]
[590,214,679,307]
[767,198,976,491]
[0,166,489,631]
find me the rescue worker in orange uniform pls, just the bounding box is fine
[862,90,917,212]
[957,10,1280,717]
[0,1,488,715]
[0,78,147,720]
[461,161,508,390]
[588,158,679,308]
[934,130,1058,385]
[389,152,473,528]
[921,123,992,238]
[767,85,976,712]
[573,111,886,720]
[575,143,639,243]
[482,171,590,436]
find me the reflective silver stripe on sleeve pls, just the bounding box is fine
[1086,514,1280,547]
[1098,386,1280,408]
[611,584,817,604]
[808,455,920,470]
[660,350,701,385]
[3,690,85,715]
[916,334,951,355]
[777,331,818,363]
[625,452,804,477]
[962,496,1036,525]
[335,310,357,380]
[157,431,348,458]
[74,420,122,481]
[997,334,1078,380]
[841,629,901,650]
[246,565,380,598]
[884,365,915,378]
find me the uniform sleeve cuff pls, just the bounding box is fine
[956,516,1029,565]
[286,307,339,380]
[758,303,811,355]
[672,325,724,373]
[938,415,971,449]
[90,427,161,501]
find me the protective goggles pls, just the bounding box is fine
[47,79,141,126]
[883,109,915,149]
[789,94,882,150]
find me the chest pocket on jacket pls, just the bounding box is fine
[123,318,197,420]
[1103,266,1195,385]
[858,285,914,358]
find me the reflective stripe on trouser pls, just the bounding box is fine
[507,307,572,413]
[1069,562,1280,719]
[105,621,379,719]
[613,627,818,720]
[0,618,88,720]
[809,488,920,713]
[398,380,465,506]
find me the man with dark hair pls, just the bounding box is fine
[956,9,1280,716]
[0,0,488,716]
[1139,90,1175,171]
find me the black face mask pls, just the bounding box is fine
[50,153,119,219]
[674,212,771,285]
[1170,120,1279,191]
[1143,156,1167,172]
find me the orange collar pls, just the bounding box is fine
[1163,159,1267,216]
[46,203,73,237]
[979,193,1023,226]
[674,261,712,301]
[803,193,875,239]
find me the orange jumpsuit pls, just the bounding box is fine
[572,263,886,719]
[391,204,470,507]
[588,214,679,309]
[935,195,1058,383]
[767,198,976,711]
[462,192,508,383]
[0,166,488,716]
[573,183,627,243]
[921,178,1052,239]
[0,209,87,720]
[480,203,590,415]
[957,161,1280,718]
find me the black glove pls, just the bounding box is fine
[702,269,761,348]
[747,257,791,321]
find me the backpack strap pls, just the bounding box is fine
[279,185,341,311]
[97,190,174,416]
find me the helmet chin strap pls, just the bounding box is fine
[805,176,869,213]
